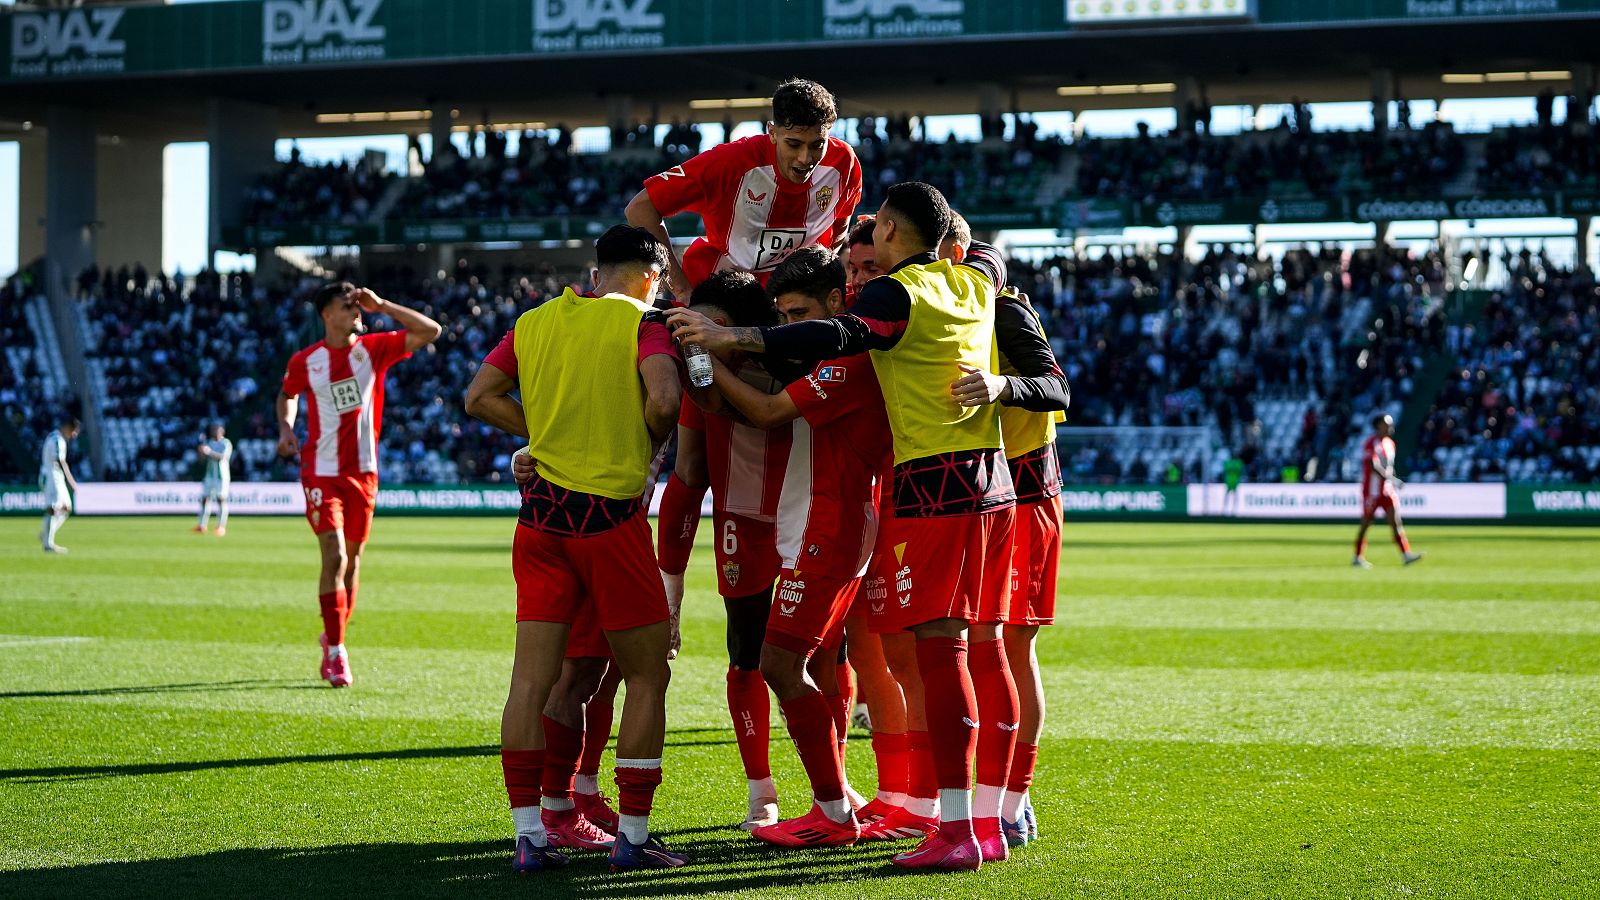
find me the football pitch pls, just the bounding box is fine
[0,516,1596,899]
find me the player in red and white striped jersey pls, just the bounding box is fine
[626,78,861,299]
[275,282,441,687]
[1354,413,1424,568]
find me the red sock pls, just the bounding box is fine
[906,730,937,805]
[915,636,977,791]
[823,690,848,766]
[837,660,856,711]
[578,700,613,780]
[780,691,845,802]
[343,578,359,626]
[1356,534,1368,556]
[871,731,910,797]
[318,590,348,645]
[969,637,1019,791]
[614,763,663,817]
[727,667,771,780]
[656,474,705,575]
[1007,741,1039,793]
[540,716,583,800]
[502,748,544,809]
[1394,528,1411,553]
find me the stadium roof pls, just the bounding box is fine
[2,1,1599,141]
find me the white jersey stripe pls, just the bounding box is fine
[350,345,378,473]
[725,422,774,520]
[727,168,779,272]
[307,346,341,477]
[775,419,814,568]
[804,166,844,241]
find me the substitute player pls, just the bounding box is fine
[38,416,80,554]
[697,248,893,848]
[1354,413,1424,568]
[464,225,688,874]
[670,183,1070,871]
[625,78,862,297]
[276,282,441,688]
[941,214,1070,849]
[195,423,233,535]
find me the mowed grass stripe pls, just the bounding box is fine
[1056,595,1600,635]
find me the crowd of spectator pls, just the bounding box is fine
[1411,251,1600,482]
[1073,121,1466,202]
[243,145,396,227]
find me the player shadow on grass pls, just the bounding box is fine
[0,728,736,784]
[0,678,312,700]
[0,836,922,900]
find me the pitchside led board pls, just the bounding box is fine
[6,0,1600,81]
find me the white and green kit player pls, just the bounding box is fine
[39,417,80,553]
[196,424,233,535]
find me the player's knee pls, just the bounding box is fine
[759,645,805,693]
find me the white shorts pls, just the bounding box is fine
[41,476,72,512]
[202,478,230,501]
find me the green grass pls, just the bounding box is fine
[1,517,1597,898]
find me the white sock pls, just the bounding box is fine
[198,501,211,528]
[748,776,776,804]
[938,788,971,825]
[45,511,63,545]
[574,773,600,795]
[618,813,649,844]
[905,795,939,818]
[540,795,574,812]
[40,512,51,543]
[818,796,852,823]
[218,503,228,529]
[875,790,905,807]
[973,784,1003,820]
[512,806,546,845]
[327,643,347,659]
[1001,789,1028,823]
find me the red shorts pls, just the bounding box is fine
[513,511,669,634]
[869,506,1016,634]
[766,568,861,656]
[564,608,614,659]
[302,473,379,544]
[1006,495,1062,626]
[1363,493,1397,518]
[713,511,780,598]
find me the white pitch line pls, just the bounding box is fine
[0,636,95,649]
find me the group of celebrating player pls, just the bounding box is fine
[273,78,1070,874]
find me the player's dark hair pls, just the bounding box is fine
[767,246,845,305]
[1372,412,1392,428]
[848,218,876,248]
[313,281,355,314]
[772,78,837,130]
[61,416,80,431]
[691,270,775,328]
[883,182,951,249]
[595,225,670,273]
[944,211,972,250]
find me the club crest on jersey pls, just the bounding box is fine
[814,185,834,212]
[351,347,366,364]
[722,560,740,587]
[816,365,846,383]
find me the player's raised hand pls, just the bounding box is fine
[350,288,385,312]
[665,307,738,353]
[951,363,1010,407]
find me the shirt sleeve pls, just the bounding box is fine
[281,352,307,397]
[995,292,1071,412]
[368,330,413,371]
[786,360,870,428]
[761,276,911,359]
[637,320,681,365]
[830,153,864,245]
[483,328,518,378]
[959,241,1006,298]
[644,140,739,217]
